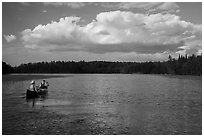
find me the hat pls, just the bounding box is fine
[30,80,35,84]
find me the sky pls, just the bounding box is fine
[2,2,202,66]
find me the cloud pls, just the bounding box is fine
[147,2,180,14]
[20,11,201,55]
[43,2,179,14]
[101,2,180,15]
[4,34,17,42]
[42,10,47,13]
[20,2,31,6]
[44,2,86,9]
[101,2,161,10]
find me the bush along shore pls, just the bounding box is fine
[3,54,202,76]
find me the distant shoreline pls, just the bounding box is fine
[2,74,69,82]
[3,73,202,80]
[3,73,202,76]
[3,54,202,76]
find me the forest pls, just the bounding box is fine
[2,54,202,76]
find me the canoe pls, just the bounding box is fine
[26,89,38,99]
[38,89,48,95]
[26,88,48,99]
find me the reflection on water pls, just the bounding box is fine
[26,94,48,108]
[26,98,36,108]
[2,74,202,134]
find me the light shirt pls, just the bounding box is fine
[29,84,36,91]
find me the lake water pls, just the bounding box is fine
[2,74,202,135]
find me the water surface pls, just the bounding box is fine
[2,74,202,134]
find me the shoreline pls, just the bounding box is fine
[2,74,70,82]
[3,73,202,77]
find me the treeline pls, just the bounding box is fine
[2,62,14,74]
[3,54,202,76]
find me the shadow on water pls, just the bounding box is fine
[26,93,48,108]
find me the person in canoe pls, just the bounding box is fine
[26,80,38,100]
[29,80,37,92]
[39,79,49,89]
[26,80,38,107]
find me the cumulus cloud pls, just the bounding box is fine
[4,34,17,42]
[20,11,201,55]
[44,2,86,9]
